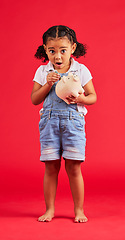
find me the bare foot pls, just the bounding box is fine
[38,209,54,222]
[74,210,88,223]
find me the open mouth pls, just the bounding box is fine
[56,62,62,65]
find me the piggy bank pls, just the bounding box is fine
[55,72,84,104]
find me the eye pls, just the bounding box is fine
[61,49,66,53]
[49,50,55,54]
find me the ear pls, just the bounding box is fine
[71,43,77,54]
[43,44,47,52]
[73,75,79,82]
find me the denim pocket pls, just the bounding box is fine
[39,114,49,131]
[71,116,85,131]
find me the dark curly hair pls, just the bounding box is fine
[35,25,87,62]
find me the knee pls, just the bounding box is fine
[65,160,81,177]
[45,161,61,176]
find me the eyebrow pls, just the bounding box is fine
[48,46,68,49]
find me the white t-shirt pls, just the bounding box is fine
[33,58,92,115]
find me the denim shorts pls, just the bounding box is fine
[39,109,86,162]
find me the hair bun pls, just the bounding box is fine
[73,42,87,58]
[34,45,43,59]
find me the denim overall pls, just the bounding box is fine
[39,74,86,162]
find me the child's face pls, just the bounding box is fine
[44,37,76,73]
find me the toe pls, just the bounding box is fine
[45,218,51,222]
[74,215,88,223]
[74,218,79,223]
[81,219,85,223]
[38,218,42,222]
[83,218,88,223]
[38,216,45,222]
[84,217,88,222]
[38,214,53,222]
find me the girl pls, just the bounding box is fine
[31,25,97,223]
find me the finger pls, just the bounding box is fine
[52,77,59,81]
[53,75,60,80]
[67,98,76,103]
[69,94,76,98]
[67,95,76,100]
[52,72,60,78]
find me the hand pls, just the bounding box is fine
[47,72,60,86]
[66,95,78,104]
[66,93,84,104]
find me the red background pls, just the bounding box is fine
[0,0,125,239]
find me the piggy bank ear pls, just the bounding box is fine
[68,72,73,77]
[67,72,73,79]
[73,75,79,82]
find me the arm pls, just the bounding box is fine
[31,82,51,105]
[31,72,60,105]
[66,79,97,105]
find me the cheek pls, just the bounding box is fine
[47,54,53,60]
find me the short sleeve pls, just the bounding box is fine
[80,64,93,87]
[33,65,47,86]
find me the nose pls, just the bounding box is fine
[55,52,61,60]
